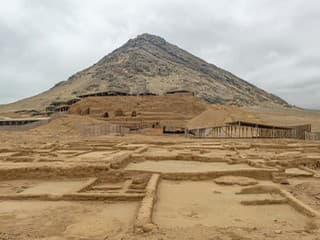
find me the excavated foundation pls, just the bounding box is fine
[0,138,320,239]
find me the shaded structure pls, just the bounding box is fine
[0,118,50,126]
[138,92,157,96]
[78,90,192,99]
[165,90,194,96]
[45,98,81,113]
[14,109,40,115]
[54,105,70,113]
[0,117,50,131]
[78,91,130,98]
[187,121,311,140]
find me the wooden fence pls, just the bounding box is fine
[79,124,130,137]
[187,124,311,140]
[305,132,320,141]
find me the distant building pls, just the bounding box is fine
[45,98,81,113]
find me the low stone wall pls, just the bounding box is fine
[130,153,227,163]
[0,192,144,202]
[279,189,320,217]
[0,165,112,180]
[110,152,132,169]
[241,199,287,205]
[126,169,277,181]
[135,174,161,233]
[75,178,98,192]
[63,192,144,201]
[238,185,320,218]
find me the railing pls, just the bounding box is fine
[79,124,130,137]
[187,124,309,139]
[0,119,50,131]
[305,132,320,141]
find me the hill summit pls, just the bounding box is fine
[1,33,288,111]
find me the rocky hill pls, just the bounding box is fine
[0,33,288,112]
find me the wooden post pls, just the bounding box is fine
[272,127,274,138]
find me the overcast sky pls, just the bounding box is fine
[1,0,319,109]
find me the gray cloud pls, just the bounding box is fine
[0,0,319,109]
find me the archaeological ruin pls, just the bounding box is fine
[0,92,320,239]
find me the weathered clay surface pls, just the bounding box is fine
[0,133,320,239]
[214,176,258,186]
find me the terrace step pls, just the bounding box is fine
[272,172,289,184]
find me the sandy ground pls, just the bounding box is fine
[20,180,88,195]
[155,181,307,229]
[0,117,320,239]
[0,201,138,240]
